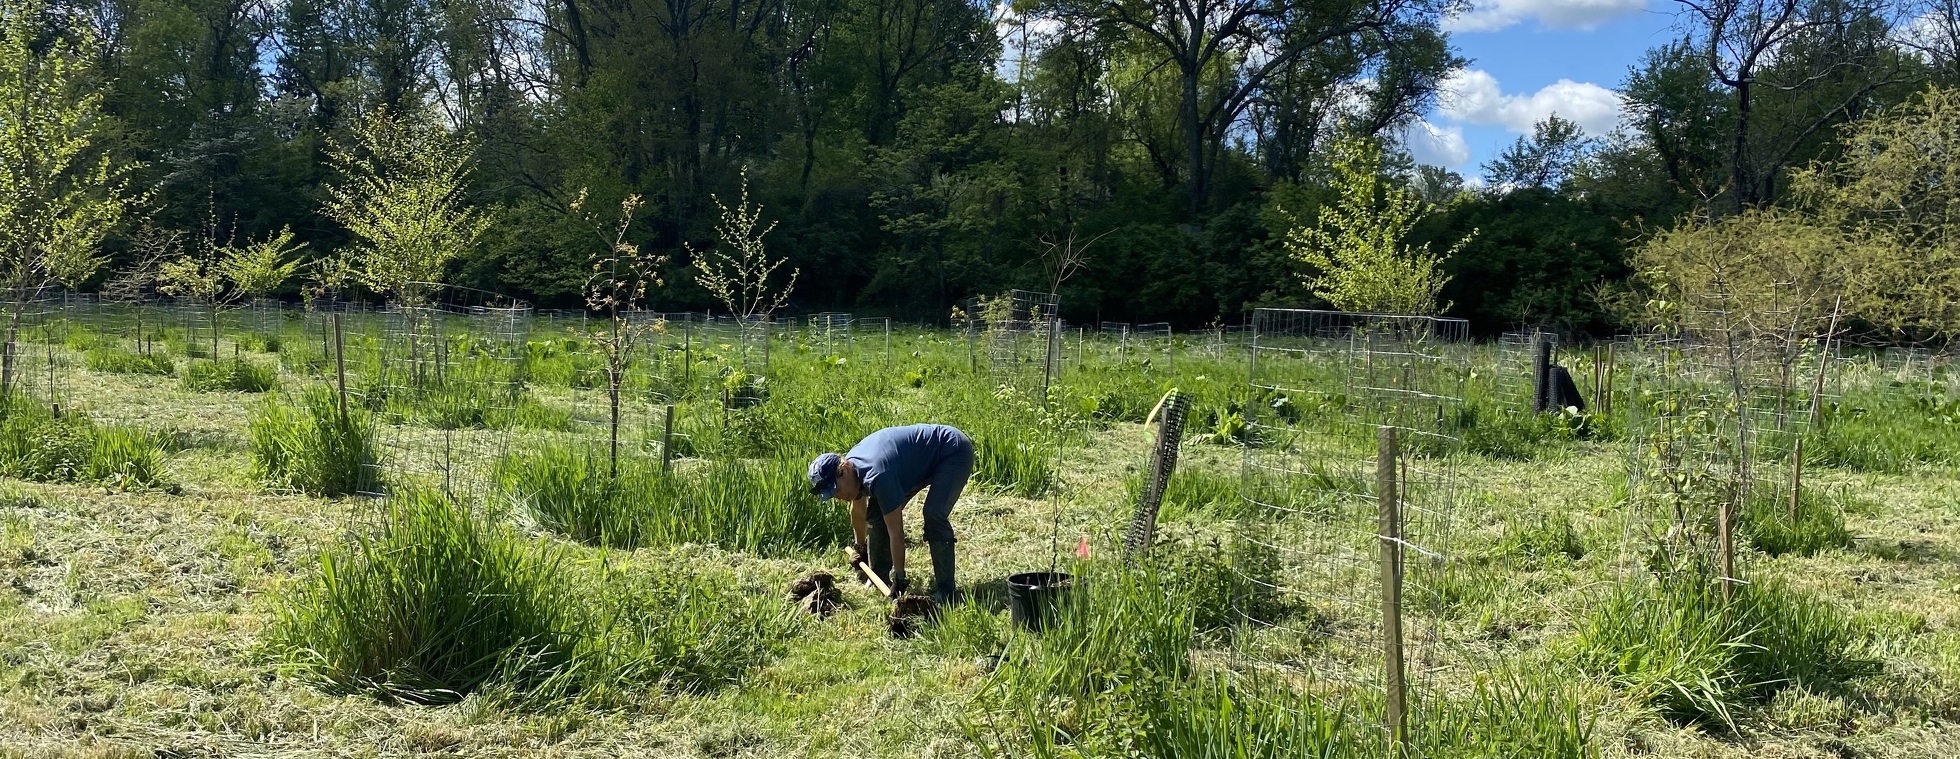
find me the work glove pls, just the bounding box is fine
[888,568,908,599]
[852,542,869,565]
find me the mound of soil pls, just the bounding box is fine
[888,594,936,638]
[787,571,842,617]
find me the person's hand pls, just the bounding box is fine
[852,542,869,564]
[888,569,908,599]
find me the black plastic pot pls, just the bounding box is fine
[1006,571,1073,632]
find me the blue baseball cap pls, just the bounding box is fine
[808,453,841,500]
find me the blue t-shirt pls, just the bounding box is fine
[847,424,967,515]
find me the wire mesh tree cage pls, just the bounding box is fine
[360,284,533,504]
[1236,308,1467,752]
[980,290,1062,404]
[808,312,852,356]
[1619,289,1837,593]
[0,288,72,409]
[852,317,892,370]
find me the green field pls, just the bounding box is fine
[3,305,1959,757]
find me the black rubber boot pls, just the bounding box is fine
[865,517,893,588]
[929,540,960,605]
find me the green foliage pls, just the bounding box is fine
[974,559,1593,757]
[217,226,308,299]
[269,490,569,704]
[1281,138,1469,315]
[1497,512,1588,566]
[0,0,142,296]
[1448,403,1615,461]
[1126,466,1243,522]
[1428,187,1627,334]
[321,108,491,303]
[182,357,278,393]
[688,167,797,320]
[1572,573,1880,728]
[250,387,379,497]
[1789,85,1960,339]
[84,346,173,376]
[239,332,282,353]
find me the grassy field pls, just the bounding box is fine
[3,306,1960,757]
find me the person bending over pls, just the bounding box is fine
[808,423,973,604]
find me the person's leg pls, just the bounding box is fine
[866,497,893,587]
[923,437,974,603]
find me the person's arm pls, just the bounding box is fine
[849,497,869,557]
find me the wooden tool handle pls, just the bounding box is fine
[846,547,893,597]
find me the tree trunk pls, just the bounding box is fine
[1730,78,1752,214]
[1181,62,1207,215]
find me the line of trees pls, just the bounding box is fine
[2,0,1957,337]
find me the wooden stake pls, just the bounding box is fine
[1592,345,1604,411]
[1810,297,1843,428]
[1719,494,1735,604]
[1790,436,1804,524]
[1378,426,1408,756]
[1532,333,1552,413]
[332,313,349,420]
[661,404,675,473]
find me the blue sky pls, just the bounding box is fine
[1406,0,1686,182]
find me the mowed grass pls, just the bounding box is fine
[2,320,1960,756]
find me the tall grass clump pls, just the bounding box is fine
[495,447,847,555]
[1808,394,1960,473]
[83,346,173,376]
[270,490,794,706]
[495,444,663,547]
[1741,486,1851,557]
[970,428,1055,497]
[269,490,576,704]
[972,559,1590,757]
[1126,466,1243,521]
[973,561,1331,755]
[250,387,379,497]
[1497,512,1588,567]
[0,394,168,489]
[1572,572,1879,728]
[182,357,278,392]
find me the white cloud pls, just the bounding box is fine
[1438,69,1624,136]
[1444,0,1649,33]
[1403,119,1472,168]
